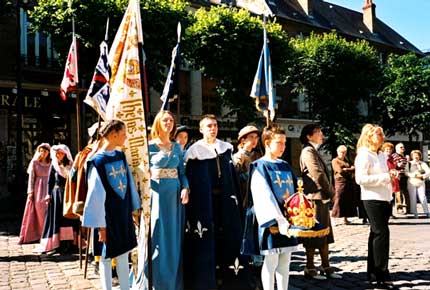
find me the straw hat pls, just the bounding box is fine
[238,125,259,141]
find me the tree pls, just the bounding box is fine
[0,0,13,16]
[28,0,192,91]
[290,32,383,155]
[377,53,430,140]
[183,6,296,127]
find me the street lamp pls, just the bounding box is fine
[14,0,28,197]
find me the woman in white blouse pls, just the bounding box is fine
[405,150,430,218]
[354,124,398,288]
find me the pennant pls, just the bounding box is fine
[106,0,150,235]
[60,36,79,101]
[250,24,275,121]
[84,41,111,120]
[160,22,181,111]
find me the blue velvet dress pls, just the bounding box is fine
[139,141,188,290]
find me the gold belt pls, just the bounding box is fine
[151,168,178,179]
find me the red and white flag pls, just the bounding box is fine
[60,36,79,101]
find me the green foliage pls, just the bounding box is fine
[28,0,192,90]
[0,0,13,16]
[290,32,383,155]
[184,6,295,126]
[377,53,430,140]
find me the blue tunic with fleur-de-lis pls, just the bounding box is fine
[84,150,139,259]
[247,158,299,253]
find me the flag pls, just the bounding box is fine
[60,36,79,101]
[250,23,275,121]
[160,22,181,111]
[84,41,111,120]
[106,0,150,251]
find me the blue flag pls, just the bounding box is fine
[84,41,111,120]
[250,24,275,121]
[160,23,181,111]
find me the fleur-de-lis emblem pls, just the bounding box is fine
[229,257,244,275]
[194,221,208,238]
[230,195,238,205]
[185,221,191,233]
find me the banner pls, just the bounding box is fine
[250,24,275,121]
[106,0,150,230]
[60,36,79,101]
[160,22,181,110]
[84,41,110,120]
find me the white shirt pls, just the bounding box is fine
[355,147,392,202]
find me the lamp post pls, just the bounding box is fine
[14,0,27,197]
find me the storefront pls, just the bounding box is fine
[0,87,94,215]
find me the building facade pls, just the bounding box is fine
[0,0,424,212]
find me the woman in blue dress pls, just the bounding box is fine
[135,110,189,290]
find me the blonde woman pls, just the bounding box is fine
[405,150,430,218]
[355,124,397,288]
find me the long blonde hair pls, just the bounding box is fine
[150,110,177,140]
[356,124,383,152]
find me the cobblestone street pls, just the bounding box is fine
[1,209,429,289]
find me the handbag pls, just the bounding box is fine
[408,162,425,187]
[409,177,424,187]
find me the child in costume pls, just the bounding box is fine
[247,124,298,290]
[83,119,141,290]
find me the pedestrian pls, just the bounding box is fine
[247,124,298,290]
[405,150,430,218]
[35,144,77,254]
[184,114,249,289]
[355,124,396,288]
[331,145,358,225]
[18,143,51,244]
[392,143,409,213]
[299,124,341,280]
[134,111,189,290]
[381,142,400,218]
[82,119,141,290]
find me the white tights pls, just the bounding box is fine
[100,251,130,290]
[261,252,291,290]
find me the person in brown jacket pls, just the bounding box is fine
[299,124,341,280]
[331,145,358,225]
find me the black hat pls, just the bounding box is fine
[175,125,190,137]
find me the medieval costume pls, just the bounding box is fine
[36,144,77,253]
[134,141,189,290]
[184,139,250,290]
[83,149,140,290]
[19,143,51,244]
[248,158,299,290]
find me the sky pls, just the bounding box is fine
[325,0,430,52]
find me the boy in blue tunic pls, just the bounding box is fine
[83,120,141,290]
[248,124,298,290]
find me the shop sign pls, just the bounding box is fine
[0,94,41,109]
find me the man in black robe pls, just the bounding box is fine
[184,114,250,290]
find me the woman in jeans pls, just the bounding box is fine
[355,124,397,288]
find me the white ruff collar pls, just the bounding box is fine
[185,139,232,161]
